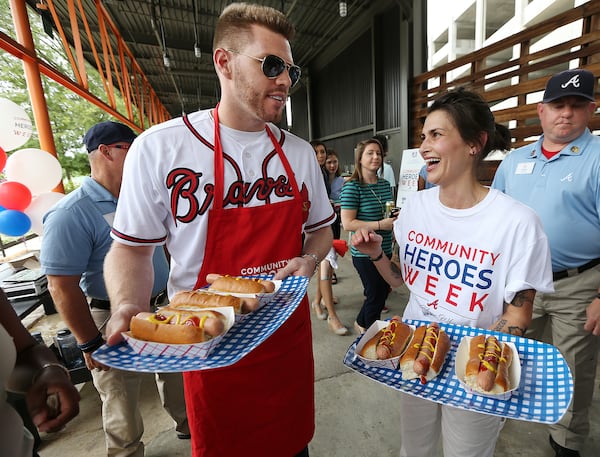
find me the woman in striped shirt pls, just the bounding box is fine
[341,138,397,334]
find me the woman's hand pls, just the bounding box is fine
[351,228,383,258]
[379,216,397,231]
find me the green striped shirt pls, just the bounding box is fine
[340,179,393,257]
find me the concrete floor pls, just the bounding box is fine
[27,250,600,457]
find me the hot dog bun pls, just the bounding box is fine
[399,325,426,377]
[358,317,412,360]
[130,309,226,344]
[205,274,276,312]
[464,336,514,393]
[399,323,450,383]
[206,274,276,294]
[170,290,242,314]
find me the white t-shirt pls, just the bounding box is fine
[395,187,554,329]
[112,109,334,294]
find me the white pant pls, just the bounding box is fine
[399,393,504,457]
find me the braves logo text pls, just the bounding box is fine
[166,167,295,223]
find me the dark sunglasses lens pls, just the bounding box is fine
[289,66,301,87]
[262,55,286,78]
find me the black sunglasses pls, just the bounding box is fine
[227,49,301,87]
[106,143,131,151]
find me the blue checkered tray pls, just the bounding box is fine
[343,319,573,424]
[92,275,308,372]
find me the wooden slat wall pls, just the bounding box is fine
[410,2,600,149]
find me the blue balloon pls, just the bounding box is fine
[0,209,31,236]
[0,205,4,211]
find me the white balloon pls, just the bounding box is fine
[5,148,63,195]
[24,191,65,235]
[0,98,32,152]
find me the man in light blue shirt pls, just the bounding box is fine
[493,69,600,457]
[41,121,189,456]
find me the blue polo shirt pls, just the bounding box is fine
[492,129,600,271]
[40,177,169,300]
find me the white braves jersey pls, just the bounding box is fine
[395,187,554,329]
[112,109,334,294]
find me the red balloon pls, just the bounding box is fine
[0,146,6,172]
[0,181,32,211]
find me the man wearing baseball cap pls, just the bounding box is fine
[493,69,600,457]
[40,121,190,456]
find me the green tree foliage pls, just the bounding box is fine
[0,0,128,189]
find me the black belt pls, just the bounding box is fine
[553,258,600,281]
[90,290,167,310]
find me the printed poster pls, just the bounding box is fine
[396,148,425,208]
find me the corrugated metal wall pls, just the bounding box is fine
[289,85,309,140]
[312,30,373,139]
[289,2,415,172]
[374,8,403,132]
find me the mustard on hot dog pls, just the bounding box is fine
[464,335,514,393]
[130,308,226,344]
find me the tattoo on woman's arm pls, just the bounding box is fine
[512,289,534,308]
[490,319,526,336]
[491,319,507,332]
[390,262,403,282]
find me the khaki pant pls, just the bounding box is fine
[528,265,600,451]
[91,308,189,457]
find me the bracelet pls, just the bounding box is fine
[77,332,105,353]
[370,251,384,262]
[302,253,320,275]
[32,362,70,384]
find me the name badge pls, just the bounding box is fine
[515,162,535,174]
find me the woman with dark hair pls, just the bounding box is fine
[351,88,553,457]
[325,149,344,240]
[341,138,396,334]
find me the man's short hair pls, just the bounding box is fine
[213,2,295,51]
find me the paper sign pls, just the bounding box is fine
[396,148,425,208]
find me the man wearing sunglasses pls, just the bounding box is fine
[40,121,190,456]
[104,3,334,457]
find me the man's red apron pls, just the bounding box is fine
[181,109,314,456]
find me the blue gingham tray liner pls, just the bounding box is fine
[343,319,573,424]
[92,275,308,372]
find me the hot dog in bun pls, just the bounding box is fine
[206,274,276,294]
[170,290,243,314]
[130,308,226,344]
[206,274,276,312]
[399,322,450,384]
[464,335,514,393]
[359,316,412,360]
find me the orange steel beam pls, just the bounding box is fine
[2,0,170,134]
[0,31,139,131]
[9,0,64,193]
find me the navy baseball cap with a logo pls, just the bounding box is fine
[542,69,596,103]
